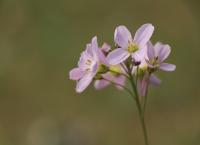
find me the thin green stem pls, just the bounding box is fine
[120,63,129,74]
[127,67,149,145]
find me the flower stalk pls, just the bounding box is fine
[128,66,149,145]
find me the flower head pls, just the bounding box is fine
[146,42,176,72]
[107,24,154,65]
[69,36,107,93]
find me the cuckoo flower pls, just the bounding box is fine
[133,42,161,96]
[146,42,176,72]
[68,24,176,145]
[107,24,154,65]
[69,36,106,93]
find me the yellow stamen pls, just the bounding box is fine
[127,43,138,53]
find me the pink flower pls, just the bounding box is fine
[137,41,176,96]
[146,42,176,72]
[131,41,161,96]
[107,24,154,65]
[69,36,106,93]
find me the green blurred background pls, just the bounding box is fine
[0,0,200,145]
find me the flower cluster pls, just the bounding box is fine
[69,23,176,94]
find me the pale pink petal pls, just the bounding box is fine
[107,48,130,65]
[76,73,94,93]
[69,68,84,80]
[101,72,113,80]
[114,75,126,90]
[150,74,161,86]
[85,43,93,56]
[137,78,147,97]
[134,24,154,48]
[159,63,176,71]
[91,61,98,74]
[94,80,110,90]
[78,52,89,69]
[91,36,99,60]
[91,36,107,64]
[101,43,111,52]
[147,41,155,60]
[132,46,147,62]
[154,42,171,62]
[114,25,132,48]
[97,49,107,65]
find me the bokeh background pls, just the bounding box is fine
[0,0,200,145]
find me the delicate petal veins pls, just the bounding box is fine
[69,68,84,80]
[114,25,132,48]
[76,73,94,93]
[91,36,99,60]
[147,41,155,60]
[107,48,130,65]
[159,63,176,71]
[134,24,154,48]
[154,42,171,62]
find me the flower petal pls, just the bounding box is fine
[150,74,161,85]
[107,48,130,65]
[132,46,147,62]
[101,42,111,52]
[114,25,132,48]
[137,77,147,97]
[91,36,99,60]
[134,23,154,48]
[159,63,176,71]
[114,75,126,90]
[69,68,84,80]
[98,50,107,64]
[147,41,155,60]
[94,79,110,90]
[91,36,107,64]
[85,43,93,57]
[154,42,171,62]
[76,73,94,93]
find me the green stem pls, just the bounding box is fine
[128,69,149,145]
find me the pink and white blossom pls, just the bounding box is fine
[146,42,176,72]
[69,36,106,93]
[107,24,154,65]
